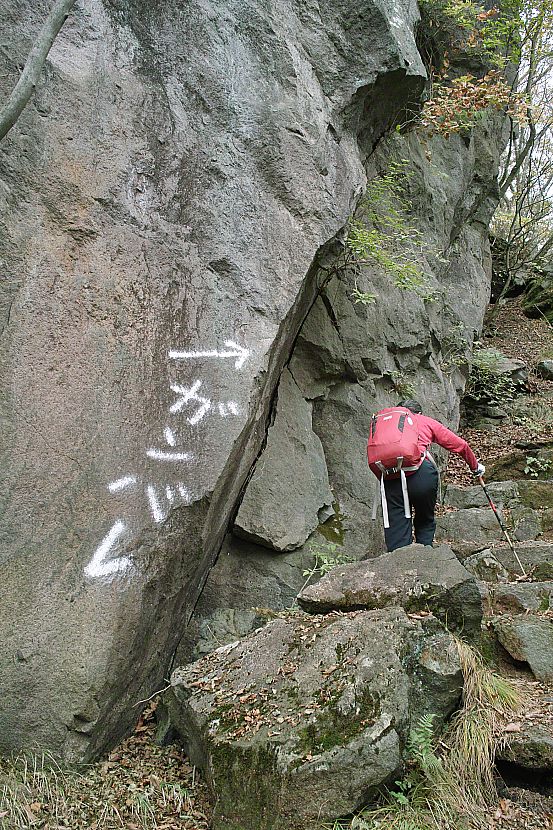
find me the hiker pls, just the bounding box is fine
[368,399,484,551]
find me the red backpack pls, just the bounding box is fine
[367,407,423,479]
[367,407,424,528]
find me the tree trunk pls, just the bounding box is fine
[0,0,76,142]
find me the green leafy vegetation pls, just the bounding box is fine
[351,285,377,306]
[524,454,553,477]
[344,161,443,303]
[420,71,526,137]
[465,347,516,407]
[416,0,526,141]
[439,317,469,370]
[418,0,521,68]
[390,371,417,400]
[301,540,352,591]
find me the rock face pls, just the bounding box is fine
[436,507,505,545]
[492,616,553,682]
[491,582,553,613]
[165,608,463,830]
[297,543,483,639]
[0,0,507,760]
[234,369,333,551]
[490,542,553,576]
[0,0,428,760]
[499,726,553,771]
[444,482,520,510]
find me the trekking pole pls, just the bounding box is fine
[478,476,527,577]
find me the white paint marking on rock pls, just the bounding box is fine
[108,476,138,493]
[187,399,211,425]
[168,339,250,370]
[169,379,202,413]
[146,449,190,462]
[177,483,191,503]
[146,485,165,524]
[85,521,131,579]
[164,427,176,446]
[169,380,211,424]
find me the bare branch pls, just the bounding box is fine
[0,0,76,142]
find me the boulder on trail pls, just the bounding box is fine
[443,481,519,511]
[165,608,463,830]
[491,582,553,614]
[492,615,553,682]
[489,542,553,577]
[517,479,553,509]
[435,507,504,545]
[463,550,510,583]
[297,543,482,639]
[498,726,553,772]
[510,505,541,542]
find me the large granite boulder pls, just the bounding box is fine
[297,543,482,639]
[0,0,428,760]
[0,0,508,763]
[165,608,462,830]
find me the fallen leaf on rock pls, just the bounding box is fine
[503,722,522,732]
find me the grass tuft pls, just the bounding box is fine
[0,705,210,830]
[327,638,523,830]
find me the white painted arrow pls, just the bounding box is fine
[168,340,250,370]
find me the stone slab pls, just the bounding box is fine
[234,369,333,551]
[297,543,482,639]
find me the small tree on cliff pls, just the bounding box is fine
[492,0,553,306]
[0,0,76,142]
[417,0,553,311]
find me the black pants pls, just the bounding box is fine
[383,460,439,552]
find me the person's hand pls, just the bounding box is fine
[472,462,485,477]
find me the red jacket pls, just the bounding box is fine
[417,414,478,470]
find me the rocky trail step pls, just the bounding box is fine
[437,478,553,794]
[160,477,553,829]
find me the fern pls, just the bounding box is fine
[407,714,443,781]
